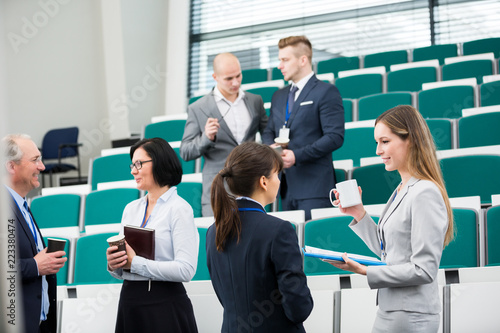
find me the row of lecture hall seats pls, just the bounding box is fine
[33,197,500,286]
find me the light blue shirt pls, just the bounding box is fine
[6,185,49,321]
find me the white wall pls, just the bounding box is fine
[1,0,190,180]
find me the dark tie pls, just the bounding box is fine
[287,85,299,114]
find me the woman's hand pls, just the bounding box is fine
[106,245,128,271]
[323,253,367,275]
[332,187,366,222]
[121,242,136,270]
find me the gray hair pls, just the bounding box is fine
[2,134,31,162]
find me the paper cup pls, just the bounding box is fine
[107,235,126,253]
[47,238,66,253]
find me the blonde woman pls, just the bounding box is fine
[329,105,454,332]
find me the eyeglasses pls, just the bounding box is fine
[129,160,152,171]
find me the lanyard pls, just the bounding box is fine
[238,207,266,214]
[141,199,151,228]
[16,200,39,248]
[285,98,292,127]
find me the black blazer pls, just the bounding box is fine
[206,199,313,332]
[7,194,57,333]
[262,75,345,200]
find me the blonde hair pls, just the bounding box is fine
[375,105,454,246]
[278,35,312,64]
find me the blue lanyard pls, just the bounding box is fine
[141,199,151,228]
[285,98,292,127]
[238,207,266,214]
[17,200,38,247]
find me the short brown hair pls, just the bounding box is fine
[278,35,312,63]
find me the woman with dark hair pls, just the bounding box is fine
[106,137,198,333]
[328,105,454,332]
[206,141,313,332]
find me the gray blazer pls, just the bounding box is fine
[350,177,448,314]
[180,90,267,216]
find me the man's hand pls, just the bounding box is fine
[34,248,67,276]
[204,118,220,141]
[281,149,296,169]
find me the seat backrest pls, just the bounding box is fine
[189,95,204,104]
[412,43,458,65]
[364,50,408,72]
[463,37,500,58]
[74,232,120,284]
[387,67,437,92]
[271,67,283,81]
[440,208,478,268]
[426,118,453,150]
[91,154,133,191]
[241,68,268,84]
[245,86,279,104]
[317,56,360,77]
[144,119,187,143]
[41,127,79,160]
[458,112,500,148]
[333,127,376,167]
[352,164,401,205]
[342,98,353,123]
[192,227,210,280]
[442,59,493,84]
[177,182,202,218]
[358,92,412,121]
[84,188,140,227]
[172,147,195,174]
[335,74,383,100]
[440,155,500,204]
[43,236,70,285]
[31,194,81,229]
[480,81,500,107]
[418,85,475,119]
[304,216,375,275]
[486,206,500,265]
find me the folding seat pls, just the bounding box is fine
[387,66,438,92]
[144,119,187,142]
[342,98,354,123]
[333,127,376,167]
[426,118,453,150]
[241,68,268,84]
[358,92,412,121]
[462,37,500,58]
[351,164,401,205]
[177,182,202,218]
[89,154,133,191]
[363,50,408,72]
[316,56,360,78]
[412,43,458,65]
[440,208,478,268]
[335,67,385,100]
[442,59,494,84]
[458,112,500,148]
[480,79,500,107]
[486,205,500,265]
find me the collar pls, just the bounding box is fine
[5,185,26,210]
[213,85,245,105]
[291,71,314,92]
[236,196,266,210]
[141,186,176,205]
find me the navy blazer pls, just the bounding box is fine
[206,199,313,332]
[7,194,57,333]
[262,75,344,200]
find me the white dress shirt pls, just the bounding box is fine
[213,86,252,144]
[109,187,199,282]
[291,71,315,101]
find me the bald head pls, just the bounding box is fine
[212,53,242,102]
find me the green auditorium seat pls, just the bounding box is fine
[144,119,187,142]
[440,155,500,205]
[189,95,204,104]
[74,232,120,284]
[317,56,360,78]
[387,67,438,92]
[304,216,375,275]
[177,182,202,218]
[418,85,475,119]
[442,60,493,84]
[358,92,412,121]
[193,227,210,280]
[173,147,195,174]
[364,50,408,72]
[342,98,354,123]
[271,67,284,81]
[412,44,458,65]
[440,208,478,268]
[43,236,70,285]
[426,118,453,150]
[90,154,133,191]
[480,80,500,107]
[334,168,347,184]
[335,74,383,99]
[246,86,279,104]
[84,188,140,229]
[352,164,401,205]
[333,127,376,167]
[486,205,500,266]
[31,194,81,229]
[458,112,500,148]
[241,68,268,84]
[463,37,500,58]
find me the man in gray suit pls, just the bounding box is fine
[180,53,268,216]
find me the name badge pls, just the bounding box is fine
[279,127,290,141]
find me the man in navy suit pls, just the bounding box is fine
[262,36,345,220]
[3,134,67,333]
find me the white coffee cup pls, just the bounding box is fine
[330,179,362,208]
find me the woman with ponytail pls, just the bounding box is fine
[329,105,454,332]
[206,142,313,332]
